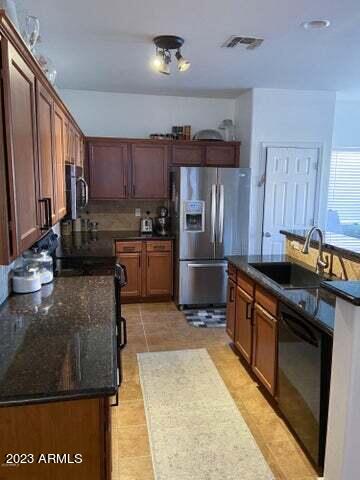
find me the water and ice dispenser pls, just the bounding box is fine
[183,201,205,232]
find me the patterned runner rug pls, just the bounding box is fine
[137,349,274,480]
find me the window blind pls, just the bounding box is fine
[327,149,360,225]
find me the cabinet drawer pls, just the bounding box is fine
[255,286,278,317]
[227,263,237,282]
[115,241,142,253]
[236,271,254,297]
[146,240,172,252]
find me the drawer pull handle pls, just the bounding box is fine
[123,247,135,252]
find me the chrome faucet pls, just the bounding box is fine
[302,227,329,274]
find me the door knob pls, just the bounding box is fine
[264,232,271,238]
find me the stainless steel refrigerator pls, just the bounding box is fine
[171,167,251,307]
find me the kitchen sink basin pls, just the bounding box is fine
[249,262,325,289]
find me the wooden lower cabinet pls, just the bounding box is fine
[0,397,112,480]
[234,285,253,364]
[226,278,236,340]
[226,265,279,397]
[116,240,173,302]
[252,303,278,396]
[146,251,173,296]
[117,252,142,299]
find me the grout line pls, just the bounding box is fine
[139,306,150,352]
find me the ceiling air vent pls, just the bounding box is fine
[222,36,264,50]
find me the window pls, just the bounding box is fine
[327,149,360,238]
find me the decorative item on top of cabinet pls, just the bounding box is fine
[88,142,129,200]
[1,37,41,256]
[131,143,169,199]
[36,80,56,227]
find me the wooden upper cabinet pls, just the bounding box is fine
[36,80,56,227]
[53,104,67,220]
[205,144,238,167]
[226,277,236,340]
[2,39,40,254]
[252,302,278,396]
[172,144,203,166]
[131,144,169,199]
[88,143,129,200]
[234,285,253,364]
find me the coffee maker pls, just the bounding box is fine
[154,207,170,236]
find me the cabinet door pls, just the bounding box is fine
[252,303,278,396]
[88,143,129,200]
[68,123,76,164]
[75,131,82,166]
[234,286,253,364]
[117,252,142,298]
[54,104,67,220]
[2,39,40,254]
[205,145,237,167]
[226,278,236,340]
[172,144,203,166]
[36,80,56,226]
[131,144,168,199]
[146,251,173,297]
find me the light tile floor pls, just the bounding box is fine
[111,302,318,480]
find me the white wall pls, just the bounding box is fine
[234,90,253,168]
[235,88,336,254]
[59,89,235,138]
[332,96,360,148]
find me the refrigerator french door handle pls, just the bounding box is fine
[211,184,217,243]
[218,184,224,244]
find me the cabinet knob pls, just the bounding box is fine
[264,232,272,238]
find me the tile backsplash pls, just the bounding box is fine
[78,200,169,231]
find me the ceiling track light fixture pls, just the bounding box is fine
[152,35,190,75]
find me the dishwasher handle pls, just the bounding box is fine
[280,312,319,347]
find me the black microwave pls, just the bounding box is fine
[65,164,89,220]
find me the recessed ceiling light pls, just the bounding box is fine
[302,20,331,30]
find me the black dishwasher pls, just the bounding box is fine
[278,303,332,472]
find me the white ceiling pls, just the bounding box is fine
[16,0,360,98]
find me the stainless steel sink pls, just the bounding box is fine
[249,262,324,289]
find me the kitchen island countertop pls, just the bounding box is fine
[0,276,118,407]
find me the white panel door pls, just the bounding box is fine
[262,147,319,255]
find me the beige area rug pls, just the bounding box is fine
[137,348,274,480]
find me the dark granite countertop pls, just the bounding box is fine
[226,255,336,335]
[56,231,174,259]
[0,276,118,407]
[280,229,360,262]
[321,280,360,306]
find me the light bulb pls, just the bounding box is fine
[175,50,190,72]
